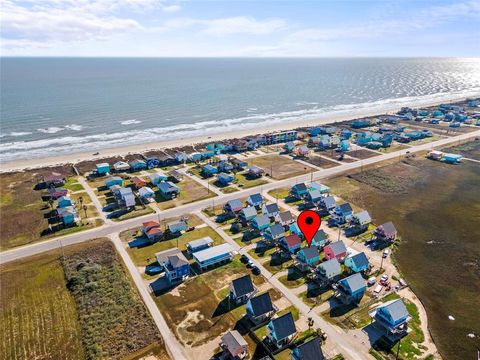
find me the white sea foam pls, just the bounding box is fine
[65,124,83,131]
[10,131,33,137]
[37,127,64,134]
[120,119,142,125]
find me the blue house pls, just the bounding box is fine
[443,153,463,164]
[129,159,147,172]
[338,140,350,152]
[289,223,302,238]
[247,193,263,208]
[330,203,354,224]
[356,131,373,146]
[382,134,394,147]
[246,292,277,324]
[155,248,190,283]
[145,156,160,169]
[344,252,370,273]
[352,119,370,129]
[335,273,366,304]
[284,141,295,152]
[291,337,325,360]
[168,220,188,234]
[201,150,216,159]
[57,206,78,225]
[158,181,179,199]
[105,176,123,188]
[217,172,234,186]
[321,195,336,211]
[96,163,110,176]
[306,189,322,203]
[252,215,271,231]
[264,223,285,243]
[240,206,257,222]
[316,258,342,284]
[296,246,320,271]
[150,172,168,186]
[290,183,308,199]
[340,129,353,139]
[57,195,73,208]
[189,152,203,162]
[218,161,234,173]
[193,243,234,270]
[311,229,328,248]
[281,234,302,254]
[310,127,322,136]
[369,298,411,341]
[309,182,330,194]
[202,164,218,177]
[267,312,297,348]
[175,152,188,163]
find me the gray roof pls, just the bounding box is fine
[221,330,248,350]
[278,211,294,223]
[353,210,371,225]
[268,223,285,237]
[301,246,320,261]
[248,193,263,204]
[318,258,341,278]
[241,206,257,219]
[294,337,325,360]
[193,243,233,263]
[254,215,270,227]
[270,312,296,340]
[348,252,369,269]
[323,196,336,208]
[339,203,353,214]
[379,299,409,323]
[380,221,397,236]
[340,273,366,293]
[187,237,213,249]
[168,253,189,268]
[313,229,328,242]
[328,241,347,255]
[263,203,279,215]
[156,247,182,265]
[158,181,179,192]
[226,199,243,210]
[248,292,275,317]
[231,275,255,297]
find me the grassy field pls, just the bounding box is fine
[234,172,269,188]
[156,176,216,210]
[126,226,225,266]
[247,155,316,180]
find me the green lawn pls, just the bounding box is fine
[278,268,307,288]
[112,205,155,221]
[64,177,85,192]
[234,172,269,189]
[127,226,225,266]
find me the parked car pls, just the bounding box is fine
[373,284,383,297]
[252,266,261,275]
[382,249,390,258]
[247,260,255,268]
[240,254,249,264]
[367,277,377,286]
[380,274,389,285]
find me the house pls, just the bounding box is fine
[186,237,213,254]
[105,176,123,188]
[349,210,372,228]
[157,153,175,166]
[217,172,234,186]
[294,145,309,157]
[131,176,147,189]
[230,275,257,304]
[175,152,188,164]
[113,161,130,172]
[142,221,163,242]
[372,222,397,244]
[138,186,155,200]
[264,223,286,243]
[239,206,257,222]
[57,206,79,225]
[281,234,302,254]
[267,312,297,348]
[48,187,68,199]
[158,181,180,199]
[118,187,136,208]
[193,243,234,270]
[44,173,66,187]
[352,119,371,129]
[338,140,350,152]
[246,193,263,208]
[220,330,248,360]
[316,258,342,284]
[320,195,336,211]
[335,273,366,304]
[291,337,325,360]
[189,152,203,163]
[289,223,302,237]
[218,161,234,173]
[306,189,322,203]
[145,156,160,169]
[427,150,444,161]
[277,211,295,227]
[369,299,411,341]
[57,195,73,208]
[340,129,353,139]
[324,241,347,261]
[290,183,308,199]
[443,153,463,164]
[150,172,168,186]
[248,165,264,178]
[263,203,280,218]
[356,131,373,145]
[344,252,370,273]
[232,158,248,170]
[284,141,295,152]
[95,163,110,176]
[224,199,243,214]
[251,215,271,231]
[246,292,277,324]
[202,164,218,177]
[296,246,320,271]
[167,220,188,234]
[168,169,184,183]
[155,248,189,283]
[311,229,328,248]
[330,203,353,224]
[264,130,297,144]
[130,159,147,172]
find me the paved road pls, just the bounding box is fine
[1,129,478,265]
[110,234,188,360]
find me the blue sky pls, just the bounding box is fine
[2,0,479,57]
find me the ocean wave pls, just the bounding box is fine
[120,119,142,125]
[10,131,33,137]
[2,87,480,162]
[37,127,64,134]
[64,124,83,131]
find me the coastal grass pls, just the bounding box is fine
[247,154,316,180]
[64,177,84,192]
[112,205,155,221]
[126,226,224,266]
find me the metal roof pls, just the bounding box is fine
[270,312,296,340]
[231,275,255,297]
[248,292,275,317]
[193,243,233,263]
[378,299,409,323]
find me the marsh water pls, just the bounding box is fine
[328,152,480,360]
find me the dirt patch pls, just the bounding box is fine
[346,149,379,159]
[304,155,339,168]
[247,155,316,180]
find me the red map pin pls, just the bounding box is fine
[297,210,321,247]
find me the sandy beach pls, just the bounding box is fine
[1,93,477,173]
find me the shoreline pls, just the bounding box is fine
[1,93,477,173]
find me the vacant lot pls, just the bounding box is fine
[247,155,316,180]
[0,248,84,360]
[62,240,165,360]
[346,149,379,159]
[157,176,216,210]
[441,139,480,160]
[126,225,225,266]
[303,154,340,169]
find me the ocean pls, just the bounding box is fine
[1,57,480,162]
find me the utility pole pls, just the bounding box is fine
[395,337,402,360]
